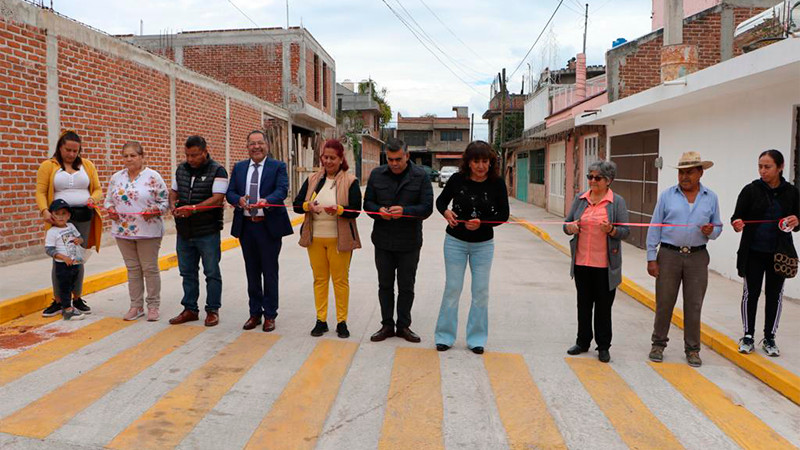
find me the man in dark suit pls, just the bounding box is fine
[226,130,293,332]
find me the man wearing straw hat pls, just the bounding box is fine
[646,151,722,367]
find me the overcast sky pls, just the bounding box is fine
[55,0,653,139]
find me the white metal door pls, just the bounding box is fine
[582,134,599,191]
[548,141,566,216]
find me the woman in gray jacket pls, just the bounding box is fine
[563,160,630,363]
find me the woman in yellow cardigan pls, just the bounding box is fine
[292,139,361,339]
[36,130,103,317]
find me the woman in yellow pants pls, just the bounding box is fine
[293,139,362,338]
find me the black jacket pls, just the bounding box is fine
[731,177,800,277]
[174,159,227,238]
[363,162,433,251]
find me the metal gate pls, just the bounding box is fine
[516,152,529,202]
[609,130,659,248]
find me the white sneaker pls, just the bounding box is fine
[761,338,780,357]
[738,335,754,354]
[62,308,85,321]
[123,307,145,321]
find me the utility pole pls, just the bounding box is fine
[470,113,474,141]
[499,68,507,175]
[582,3,588,54]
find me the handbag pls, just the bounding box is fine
[774,234,798,279]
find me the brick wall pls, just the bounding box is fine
[0,2,288,263]
[306,48,321,110]
[609,6,766,100]
[0,20,48,254]
[361,137,382,185]
[182,44,283,105]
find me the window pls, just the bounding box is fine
[440,130,463,142]
[313,54,320,103]
[582,135,599,190]
[530,149,545,184]
[403,131,429,146]
[322,62,328,108]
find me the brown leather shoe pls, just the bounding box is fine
[243,316,261,330]
[263,318,275,332]
[205,310,219,327]
[396,327,421,343]
[169,309,199,325]
[370,325,395,342]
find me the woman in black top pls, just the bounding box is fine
[433,141,510,354]
[731,149,799,357]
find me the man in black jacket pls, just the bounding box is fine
[364,138,433,342]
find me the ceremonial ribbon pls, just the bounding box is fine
[89,201,783,229]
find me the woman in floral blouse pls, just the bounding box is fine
[104,142,169,321]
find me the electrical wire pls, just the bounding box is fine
[224,0,280,42]
[417,0,494,67]
[380,0,488,98]
[509,0,565,80]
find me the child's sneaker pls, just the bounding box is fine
[73,298,92,314]
[62,307,85,321]
[42,300,63,317]
[738,335,755,354]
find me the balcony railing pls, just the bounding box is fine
[550,74,607,113]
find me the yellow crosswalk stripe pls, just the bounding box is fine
[650,362,795,449]
[484,353,567,449]
[244,339,358,450]
[566,358,683,449]
[0,313,59,332]
[0,325,203,438]
[378,347,444,450]
[0,318,131,386]
[107,332,279,449]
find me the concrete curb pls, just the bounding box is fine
[0,216,305,325]
[510,214,800,406]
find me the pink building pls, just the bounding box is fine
[651,0,721,30]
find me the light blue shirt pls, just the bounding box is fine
[646,183,723,261]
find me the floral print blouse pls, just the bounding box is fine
[104,167,169,239]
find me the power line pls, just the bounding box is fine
[391,0,490,81]
[226,0,259,27]
[380,0,488,98]
[417,0,494,67]
[509,0,565,80]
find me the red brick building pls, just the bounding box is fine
[0,0,290,262]
[125,28,336,193]
[397,107,471,171]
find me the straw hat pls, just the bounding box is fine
[672,151,713,170]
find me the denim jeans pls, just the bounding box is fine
[434,234,494,349]
[177,232,222,312]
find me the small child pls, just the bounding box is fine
[45,199,86,321]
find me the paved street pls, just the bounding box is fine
[1,187,799,449]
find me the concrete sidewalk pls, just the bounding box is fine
[506,196,800,380]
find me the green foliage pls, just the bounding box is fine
[493,112,524,153]
[358,80,393,128]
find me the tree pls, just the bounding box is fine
[358,80,392,129]
[493,112,524,153]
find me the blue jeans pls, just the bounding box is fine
[435,234,494,349]
[177,232,222,312]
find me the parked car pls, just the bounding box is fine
[438,166,459,188]
[421,165,439,182]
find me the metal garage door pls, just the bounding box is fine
[609,130,659,248]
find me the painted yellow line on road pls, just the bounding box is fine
[0,325,204,439]
[0,215,305,325]
[107,332,278,449]
[0,311,59,331]
[244,339,358,450]
[566,358,682,449]
[379,347,444,450]
[515,216,800,407]
[484,352,566,449]
[0,318,131,387]
[650,362,795,449]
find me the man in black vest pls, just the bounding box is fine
[364,138,433,342]
[168,135,229,327]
